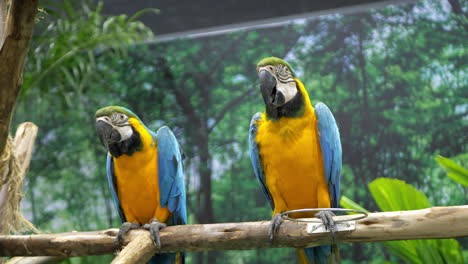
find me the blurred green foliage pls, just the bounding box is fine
[9,0,467,263]
[23,0,155,98]
[436,155,468,186]
[342,176,464,263]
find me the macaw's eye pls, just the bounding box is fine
[120,114,126,120]
[268,66,274,71]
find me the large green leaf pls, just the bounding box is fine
[340,179,464,264]
[435,155,468,186]
[340,195,369,214]
[369,178,430,211]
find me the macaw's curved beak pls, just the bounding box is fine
[96,120,121,148]
[259,69,284,108]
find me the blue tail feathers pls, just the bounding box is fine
[304,245,332,264]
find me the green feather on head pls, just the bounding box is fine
[95,106,140,119]
[257,57,296,77]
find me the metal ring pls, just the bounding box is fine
[280,208,368,223]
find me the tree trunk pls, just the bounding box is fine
[447,0,464,15]
[0,0,39,154]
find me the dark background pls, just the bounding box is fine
[100,0,396,37]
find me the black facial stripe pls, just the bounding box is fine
[107,127,142,158]
[115,123,131,128]
[265,84,304,120]
[275,64,293,83]
[277,76,295,83]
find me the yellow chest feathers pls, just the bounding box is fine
[256,110,322,169]
[255,109,330,216]
[111,118,165,224]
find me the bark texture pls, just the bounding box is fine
[0,0,39,154]
[0,206,467,258]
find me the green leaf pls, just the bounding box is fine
[369,178,430,211]
[382,241,422,264]
[435,155,468,186]
[415,243,444,264]
[340,195,370,214]
[436,239,464,263]
[22,0,155,96]
[128,8,160,23]
[345,179,463,264]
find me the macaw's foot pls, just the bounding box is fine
[315,210,337,243]
[142,218,167,251]
[115,222,141,248]
[268,213,284,241]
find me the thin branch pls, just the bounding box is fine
[199,33,248,78]
[155,56,202,128]
[0,206,467,258]
[208,87,255,133]
[111,234,154,264]
[6,256,64,264]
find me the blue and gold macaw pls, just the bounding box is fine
[249,57,342,264]
[95,106,186,264]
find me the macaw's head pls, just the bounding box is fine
[95,106,142,158]
[257,57,304,120]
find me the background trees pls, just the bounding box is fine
[11,0,467,263]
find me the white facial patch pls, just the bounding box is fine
[114,125,133,141]
[276,81,298,103]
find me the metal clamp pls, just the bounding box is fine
[280,208,368,223]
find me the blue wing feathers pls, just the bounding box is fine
[249,113,275,209]
[106,155,126,222]
[315,102,342,208]
[153,126,187,264]
[156,126,187,225]
[307,102,342,264]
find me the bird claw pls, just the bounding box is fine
[268,213,284,242]
[315,210,337,244]
[142,218,167,251]
[115,222,141,249]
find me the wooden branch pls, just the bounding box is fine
[12,122,38,173]
[0,206,467,258]
[1,123,40,264]
[111,234,154,264]
[0,122,38,233]
[0,0,39,154]
[0,0,6,42]
[6,257,64,264]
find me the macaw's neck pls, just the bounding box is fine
[108,127,142,158]
[265,78,314,121]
